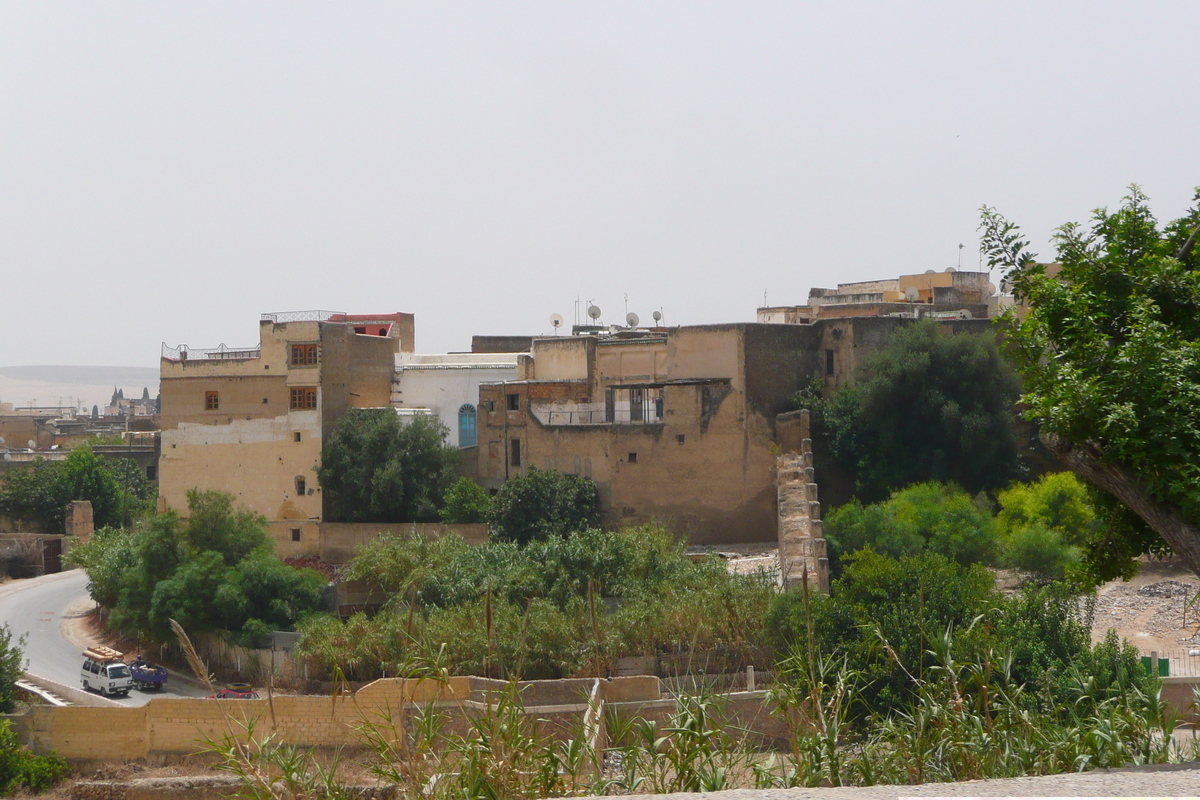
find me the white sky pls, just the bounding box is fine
[2,2,1198,367]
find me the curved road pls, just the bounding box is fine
[0,569,208,706]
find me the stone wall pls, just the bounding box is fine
[776,410,829,592]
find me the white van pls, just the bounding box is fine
[81,651,133,697]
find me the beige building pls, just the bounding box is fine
[158,311,413,556]
[475,324,823,544]
[759,268,1004,323]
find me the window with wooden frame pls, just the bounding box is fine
[205,391,219,410]
[290,387,317,410]
[290,344,319,367]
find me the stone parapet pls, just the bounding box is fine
[775,411,830,593]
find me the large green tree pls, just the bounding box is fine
[318,410,458,523]
[68,490,325,645]
[821,318,1022,500]
[981,187,1200,577]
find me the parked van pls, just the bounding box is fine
[81,647,133,697]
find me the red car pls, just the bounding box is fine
[207,689,260,699]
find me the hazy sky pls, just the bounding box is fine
[3,2,1198,367]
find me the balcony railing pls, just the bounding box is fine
[533,407,664,426]
[162,343,261,362]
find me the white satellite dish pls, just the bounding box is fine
[905,287,920,302]
[988,282,998,295]
[924,269,936,274]
[587,305,602,321]
[626,312,639,327]
[550,313,564,330]
[652,310,662,323]
[0,436,5,445]
[27,440,36,449]
[945,267,957,273]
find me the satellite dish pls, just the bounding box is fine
[27,440,36,449]
[550,313,564,329]
[587,305,602,321]
[988,282,998,295]
[905,287,920,302]
[0,437,5,445]
[924,269,936,274]
[652,310,662,323]
[945,267,957,273]
[626,312,640,327]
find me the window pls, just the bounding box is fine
[506,393,520,411]
[676,434,686,445]
[146,465,157,481]
[825,349,836,376]
[291,528,301,542]
[205,391,219,410]
[510,438,521,467]
[628,452,638,464]
[290,387,317,409]
[295,477,306,495]
[294,431,302,443]
[458,404,477,447]
[484,400,496,412]
[290,344,319,367]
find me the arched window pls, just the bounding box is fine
[458,404,477,447]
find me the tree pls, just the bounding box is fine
[824,481,999,569]
[980,186,1200,577]
[440,477,492,524]
[487,467,600,545]
[821,318,1023,500]
[318,410,459,523]
[69,490,325,645]
[0,447,152,533]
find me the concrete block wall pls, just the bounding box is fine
[776,410,830,593]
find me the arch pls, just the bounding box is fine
[458,403,477,448]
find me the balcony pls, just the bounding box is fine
[531,402,664,426]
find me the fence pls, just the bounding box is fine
[161,343,261,361]
[1140,647,1200,677]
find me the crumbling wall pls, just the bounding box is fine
[776,410,829,592]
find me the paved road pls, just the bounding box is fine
[0,569,208,706]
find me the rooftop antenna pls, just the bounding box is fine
[550,313,564,335]
[764,289,768,307]
[958,243,964,270]
[624,293,628,320]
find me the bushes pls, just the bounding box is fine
[0,447,155,533]
[0,722,66,795]
[69,491,326,645]
[765,547,1137,717]
[298,525,775,681]
[824,482,999,569]
[439,477,492,524]
[0,626,25,715]
[487,467,599,544]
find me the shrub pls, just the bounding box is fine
[439,477,492,524]
[0,625,25,714]
[824,482,999,569]
[0,721,66,794]
[1002,522,1081,582]
[487,467,600,544]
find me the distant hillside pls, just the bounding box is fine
[0,366,159,412]
[0,365,159,386]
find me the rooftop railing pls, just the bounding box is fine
[260,310,346,324]
[161,343,261,361]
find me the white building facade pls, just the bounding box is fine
[391,352,522,448]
